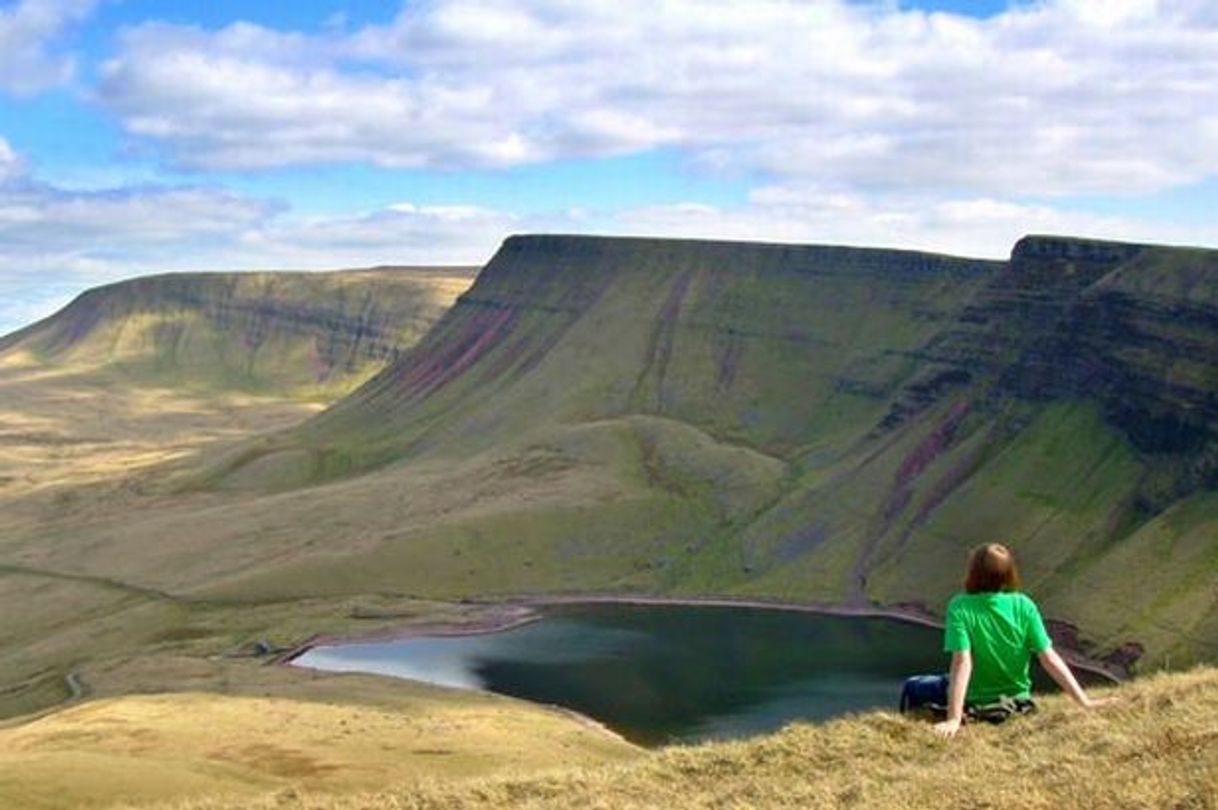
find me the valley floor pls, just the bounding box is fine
[0,350,640,810]
[2,248,1216,808]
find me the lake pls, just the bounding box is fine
[294,603,1079,746]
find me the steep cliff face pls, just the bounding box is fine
[0,267,476,398]
[807,236,1218,667]
[884,236,1218,508]
[302,236,1000,457]
[886,236,1147,418]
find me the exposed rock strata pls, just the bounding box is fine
[0,267,476,395]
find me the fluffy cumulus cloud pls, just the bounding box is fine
[607,185,1218,260]
[0,139,516,335]
[0,0,96,94]
[8,0,1218,333]
[97,0,1218,197]
[234,203,518,270]
[0,137,24,181]
[0,197,515,334]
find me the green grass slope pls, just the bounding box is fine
[159,237,995,597]
[0,266,472,722]
[297,236,998,464]
[0,266,476,400]
[6,233,1218,723]
[177,234,1218,671]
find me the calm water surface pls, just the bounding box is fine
[297,604,962,745]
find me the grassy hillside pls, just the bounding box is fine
[159,234,1218,670]
[0,266,476,400]
[158,237,999,607]
[1,234,1217,808]
[139,666,1215,810]
[4,233,1218,738]
[0,661,638,810]
[0,265,475,715]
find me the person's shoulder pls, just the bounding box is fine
[1010,591,1042,612]
[946,592,972,614]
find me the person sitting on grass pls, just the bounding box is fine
[933,543,1113,738]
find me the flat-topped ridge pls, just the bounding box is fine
[0,265,476,397]
[499,233,1002,270]
[1011,234,1152,264]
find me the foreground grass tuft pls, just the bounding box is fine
[161,667,1218,810]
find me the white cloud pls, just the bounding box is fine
[0,140,516,334]
[0,183,509,273]
[0,0,96,95]
[238,204,517,268]
[0,137,24,181]
[1058,0,1159,27]
[11,158,1218,338]
[606,183,1218,259]
[95,0,1218,198]
[0,176,274,333]
[0,277,87,339]
[5,167,1218,339]
[0,183,273,253]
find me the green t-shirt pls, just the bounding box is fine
[943,591,1053,704]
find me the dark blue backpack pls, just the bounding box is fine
[899,674,949,716]
[899,674,1036,723]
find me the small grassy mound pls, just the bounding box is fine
[0,672,638,810]
[166,667,1217,810]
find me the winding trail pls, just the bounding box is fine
[0,563,178,603]
[64,672,87,703]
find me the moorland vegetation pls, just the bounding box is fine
[2,236,1217,807]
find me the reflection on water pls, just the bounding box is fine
[298,619,647,691]
[295,604,1085,746]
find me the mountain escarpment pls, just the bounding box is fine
[157,235,1218,669]
[0,266,476,398]
[308,236,1000,455]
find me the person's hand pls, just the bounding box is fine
[1081,695,1120,709]
[932,716,962,738]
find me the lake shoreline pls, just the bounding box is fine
[281,592,1126,685]
[507,594,1126,684]
[276,602,543,665]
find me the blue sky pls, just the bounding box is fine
[1,0,1217,334]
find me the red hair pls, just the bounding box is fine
[964,543,1022,593]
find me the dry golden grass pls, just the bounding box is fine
[1,260,1215,810]
[0,344,553,724]
[0,315,657,736]
[162,667,1217,810]
[0,668,638,810]
[0,354,322,498]
[0,354,328,720]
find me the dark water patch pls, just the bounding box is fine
[296,604,1104,746]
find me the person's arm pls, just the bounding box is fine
[1024,595,1114,709]
[933,650,972,738]
[1037,647,1114,708]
